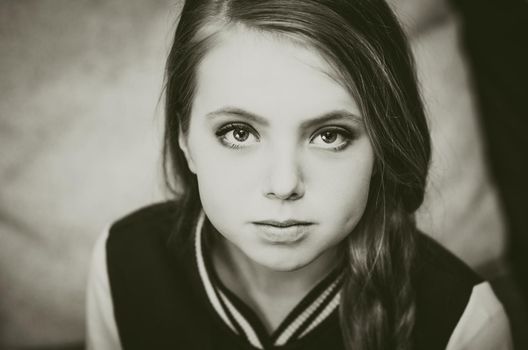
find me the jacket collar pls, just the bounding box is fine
[192,210,344,349]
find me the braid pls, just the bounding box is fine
[339,192,416,350]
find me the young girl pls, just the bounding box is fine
[86,0,512,349]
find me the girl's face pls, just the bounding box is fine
[179,27,375,271]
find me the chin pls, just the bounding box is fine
[252,251,315,272]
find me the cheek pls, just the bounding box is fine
[308,146,374,226]
[195,151,260,194]
[189,131,259,215]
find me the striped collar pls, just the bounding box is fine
[194,210,344,349]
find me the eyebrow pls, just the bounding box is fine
[205,106,362,128]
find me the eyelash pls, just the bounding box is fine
[215,123,259,149]
[214,123,355,151]
[310,126,355,151]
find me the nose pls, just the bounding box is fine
[262,149,305,201]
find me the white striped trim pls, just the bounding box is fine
[217,289,264,349]
[274,278,341,345]
[299,289,341,338]
[194,210,237,333]
[194,210,343,348]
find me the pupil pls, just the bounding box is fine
[234,129,249,142]
[322,131,337,143]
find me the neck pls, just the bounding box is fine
[210,229,340,333]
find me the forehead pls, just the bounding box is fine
[192,26,360,122]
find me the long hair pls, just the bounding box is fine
[163,1,431,349]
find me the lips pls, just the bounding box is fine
[253,220,313,228]
[253,220,313,244]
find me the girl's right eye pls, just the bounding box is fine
[215,123,260,149]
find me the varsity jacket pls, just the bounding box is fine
[86,201,512,350]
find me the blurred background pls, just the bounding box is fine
[0,0,170,348]
[0,0,527,349]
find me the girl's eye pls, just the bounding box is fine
[215,123,260,149]
[310,127,354,151]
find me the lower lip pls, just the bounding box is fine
[253,224,312,244]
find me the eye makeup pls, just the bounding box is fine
[209,107,363,152]
[309,125,357,152]
[214,122,260,149]
[214,121,359,152]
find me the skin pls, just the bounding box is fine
[178,26,375,331]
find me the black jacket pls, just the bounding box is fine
[105,201,482,350]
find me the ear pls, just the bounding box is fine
[178,129,197,174]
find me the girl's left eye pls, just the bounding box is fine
[215,123,260,149]
[310,127,354,151]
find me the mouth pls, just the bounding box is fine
[252,220,314,244]
[253,220,313,228]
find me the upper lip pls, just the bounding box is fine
[253,220,313,227]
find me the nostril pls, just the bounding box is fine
[265,190,303,201]
[262,152,305,200]
[264,172,305,200]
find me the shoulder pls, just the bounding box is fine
[446,282,513,350]
[414,231,482,287]
[412,232,484,349]
[413,235,513,350]
[108,200,180,243]
[86,228,122,350]
[105,200,190,288]
[102,202,210,348]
